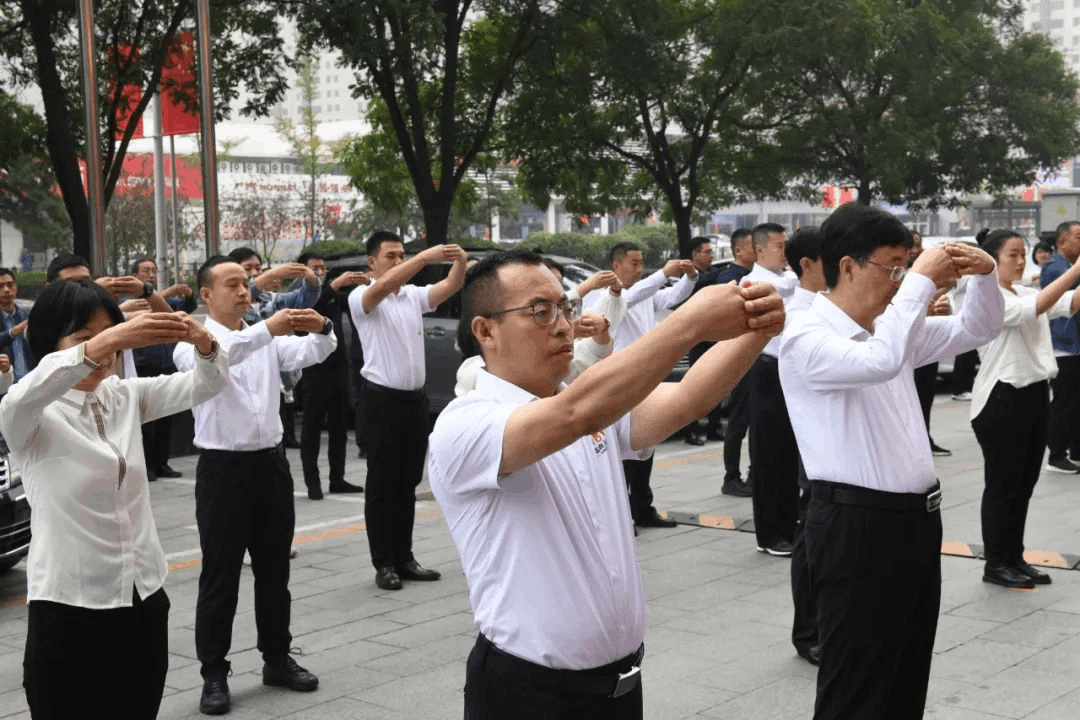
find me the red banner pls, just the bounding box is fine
[159,31,199,137]
[110,44,144,141]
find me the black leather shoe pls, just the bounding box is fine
[684,432,706,446]
[721,480,753,498]
[156,464,182,478]
[636,510,677,528]
[375,566,402,590]
[1015,559,1052,585]
[147,469,157,483]
[796,645,821,666]
[397,560,441,581]
[983,562,1035,589]
[328,480,364,493]
[263,653,318,692]
[307,487,323,500]
[199,674,230,715]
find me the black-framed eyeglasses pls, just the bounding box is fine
[866,260,908,283]
[483,298,583,327]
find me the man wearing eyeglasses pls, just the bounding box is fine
[585,242,698,530]
[742,223,802,558]
[347,232,467,591]
[429,250,784,719]
[780,204,1003,720]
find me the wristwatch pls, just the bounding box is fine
[320,318,333,336]
[140,282,154,299]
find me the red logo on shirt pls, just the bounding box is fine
[591,431,608,455]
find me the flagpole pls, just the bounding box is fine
[170,135,182,284]
[77,0,106,274]
[152,94,169,284]
[194,0,220,258]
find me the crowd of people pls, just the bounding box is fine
[2,204,1077,719]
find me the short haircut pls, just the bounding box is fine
[226,246,260,265]
[1033,241,1054,262]
[197,255,239,289]
[685,236,712,259]
[819,203,913,289]
[785,227,823,278]
[730,228,752,255]
[366,231,404,257]
[27,279,124,362]
[131,257,155,275]
[457,249,545,359]
[541,257,565,278]
[0,267,15,282]
[609,241,641,264]
[1056,221,1078,240]
[46,253,90,282]
[751,223,785,250]
[297,251,324,265]
[980,229,1023,263]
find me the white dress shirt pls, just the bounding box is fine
[0,368,11,394]
[586,270,695,352]
[779,271,1004,493]
[970,286,1074,419]
[0,341,228,608]
[429,369,648,670]
[743,264,799,358]
[348,283,433,390]
[174,317,336,451]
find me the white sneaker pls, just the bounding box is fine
[951,392,972,401]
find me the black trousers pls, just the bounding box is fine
[24,587,170,719]
[464,634,643,720]
[972,380,1049,564]
[790,465,816,655]
[136,365,174,471]
[913,362,937,435]
[300,366,349,490]
[280,395,298,444]
[723,373,752,483]
[806,484,942,720]
[363,383,429,570]
[1047,355,1080,462]
[951,349,978,394]
[748,356,800,546]
[195,446,294,675]
[622,455,655,522]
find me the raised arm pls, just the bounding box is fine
[135,315,229,423]
[427,246,468,309]
[1035,253,1080,316]
[275,309,337,371]
[362,245,452,315]
[496,282,784,476]
[653,261,698,310]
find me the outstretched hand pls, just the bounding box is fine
[943,243,995,277]
[741,281,785,336]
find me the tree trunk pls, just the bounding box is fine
[671,204,694,258]
[422,191,453,246]
[857,177,873,205]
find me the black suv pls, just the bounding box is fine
[0,429,30,572]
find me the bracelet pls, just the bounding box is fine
[195,339,218,361]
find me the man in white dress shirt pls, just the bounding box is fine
[348,231,467,591]
[779,203,1004,720]
[175,257,337,716]
[741,223,801,557]
[585,242,697,529]
[428,249,784,719]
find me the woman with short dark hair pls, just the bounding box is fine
[0,279,228,719]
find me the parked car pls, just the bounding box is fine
[0,427,30,573]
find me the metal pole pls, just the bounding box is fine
[194,0,220,258]
[152,95,169,285]
[77,0,107,274]
[170,135,181,284]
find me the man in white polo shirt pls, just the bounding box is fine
[348,231,467,591]
[429,249,784,718]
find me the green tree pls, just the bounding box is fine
[1,0,292,262]
[103,173,156,274]
[768,0,1080,207]
[296,0,550,246]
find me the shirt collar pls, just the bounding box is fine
[813,292,870,341]
[204,316,248,334]
[751,263,784,278]
[474,368,565,405]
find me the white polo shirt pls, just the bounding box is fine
[428,369,648,670]
[743,264,798,358]
[349,283,433,391]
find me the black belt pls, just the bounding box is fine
[810,480,942,513]
[200,444,282,458]
[363,380,425,399]
[477,634,644,698]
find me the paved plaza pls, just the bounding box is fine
[1,395,1079,719]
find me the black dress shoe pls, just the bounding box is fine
[796,645,821,666]
[199,674,230,715]
[156,464,182,478]
[706,427,725,442]
[307,487,323,500]
[1015,559,1052,585]
[636,510,677,528]
[375,566,402,590]
[147,469,157,483]
[983,562,1035,589]
[263,653,318,691]
[684,432,706,446]
[396,560,441,581]
[721,480,753,497]
[328,480,364,493]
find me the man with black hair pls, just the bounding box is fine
[176,256,336,715]
[743,223,801,557]
[429,249,784,718]
[1041,220,1080,473]
[293,251,368,498]
[0,267,31,382]
[780,203,1003,720]
[348,231,467,591]
[586,242,697,529]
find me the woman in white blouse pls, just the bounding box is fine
[0,279,228,720]
[971,230,1080,590]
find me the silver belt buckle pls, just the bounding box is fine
[926,488,942,513]
[612,665,641,698]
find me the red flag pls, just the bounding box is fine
[160,32,199,136]
[110,44,144,141]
